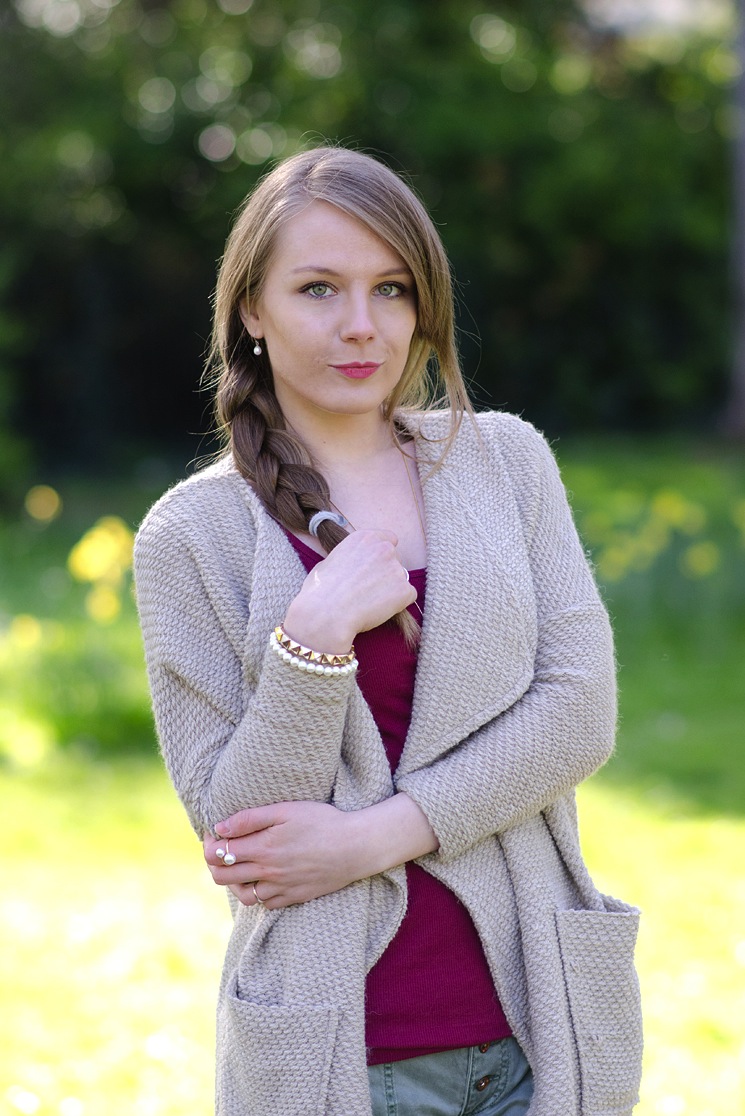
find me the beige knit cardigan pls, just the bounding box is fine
[134,411,643,1116]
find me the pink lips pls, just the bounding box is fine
[332,362,381,379]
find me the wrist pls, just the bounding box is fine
[283,600,355,656]
[345,794,439,881]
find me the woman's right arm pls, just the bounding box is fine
[134,499,414,839]
[134,511,351,838]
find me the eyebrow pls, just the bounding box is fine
[290,265,413,277]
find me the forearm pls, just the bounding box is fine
[148,647,353,836]
[344,792,439,879]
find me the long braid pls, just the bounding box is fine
[215,339,420,645]
[216,339,346,553]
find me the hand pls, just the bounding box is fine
[282,529,417,652]
[203,801,364,909]
[203,794,439,909]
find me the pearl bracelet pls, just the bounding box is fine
[268,629,358,677]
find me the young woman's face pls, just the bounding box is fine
[242,200,418,431]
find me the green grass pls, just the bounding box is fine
[1,761,742,1116]
[0,759,227,1116]
[1,438,744,1115]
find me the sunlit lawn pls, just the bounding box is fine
[2,762,743,1116]
[0,760,227,1116]
[1,438,744,1116]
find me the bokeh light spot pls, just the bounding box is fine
[46,0,82,36]
[284,22,342,79]
[550,55,592,95]
[138,77,176,114]
[85,585,121,624]
[57,131,95,169]
[199,46,252,86]
[218,0,253,11]
[651,489,706,533]
[67,516,133,584]
[680,541,720,579]
[5,1085,41,1114]
[0,710,54,766]
[9,614,44,651]
[235,126,273,164]
[470,14,516,62]
[703,47,741,85]
[194,75,233,105]
[25,484,62,522]
[197,124,236,162]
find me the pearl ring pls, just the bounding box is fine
[216,840,236,866]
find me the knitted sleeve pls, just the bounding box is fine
[395,420,617,862]
[134,499,355,837]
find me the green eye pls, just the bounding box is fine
[378,282,404,298]
[304,283,332,298]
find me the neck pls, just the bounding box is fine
[285,409,399,470]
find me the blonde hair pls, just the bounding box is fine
[207,146,472,638]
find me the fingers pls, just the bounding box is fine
[364,527,398,547]
[215,804,278,839]
[228,880,279,909]
[211,853,262,890]
[213,808,253,838]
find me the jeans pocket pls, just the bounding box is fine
[555,903,643,1116]
[217,980,340,1116]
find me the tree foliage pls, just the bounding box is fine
[0,0,735,478]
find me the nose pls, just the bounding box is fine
[339,291,375,342]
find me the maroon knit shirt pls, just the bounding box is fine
[286,532,512,1065]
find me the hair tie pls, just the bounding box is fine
[308,510,351,537]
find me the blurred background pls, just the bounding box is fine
[1,0,743,1114]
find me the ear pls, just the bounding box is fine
[238,298,263,339]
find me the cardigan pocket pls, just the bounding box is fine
[555,903,643,1116]
[218,983,340,1116]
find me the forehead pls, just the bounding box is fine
[268,199,408,275]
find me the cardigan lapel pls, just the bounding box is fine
[231,416,538,779]
[396,416,538,777]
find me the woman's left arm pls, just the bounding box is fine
[395,424,617,863]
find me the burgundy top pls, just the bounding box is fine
[285,531,512,1064]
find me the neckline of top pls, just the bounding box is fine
[284,528,427,577]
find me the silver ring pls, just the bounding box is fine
[308,510,350,538]
[252,882,264,906]
[404,569,410,583]
[222,839,236,867]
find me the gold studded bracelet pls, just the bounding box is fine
[269,625,358,677]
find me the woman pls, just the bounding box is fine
[134,146,643,1116]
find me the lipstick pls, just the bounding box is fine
[332,362,381,379]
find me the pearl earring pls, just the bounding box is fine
[252,339,262,356]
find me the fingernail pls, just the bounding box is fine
[215,821,230,837]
